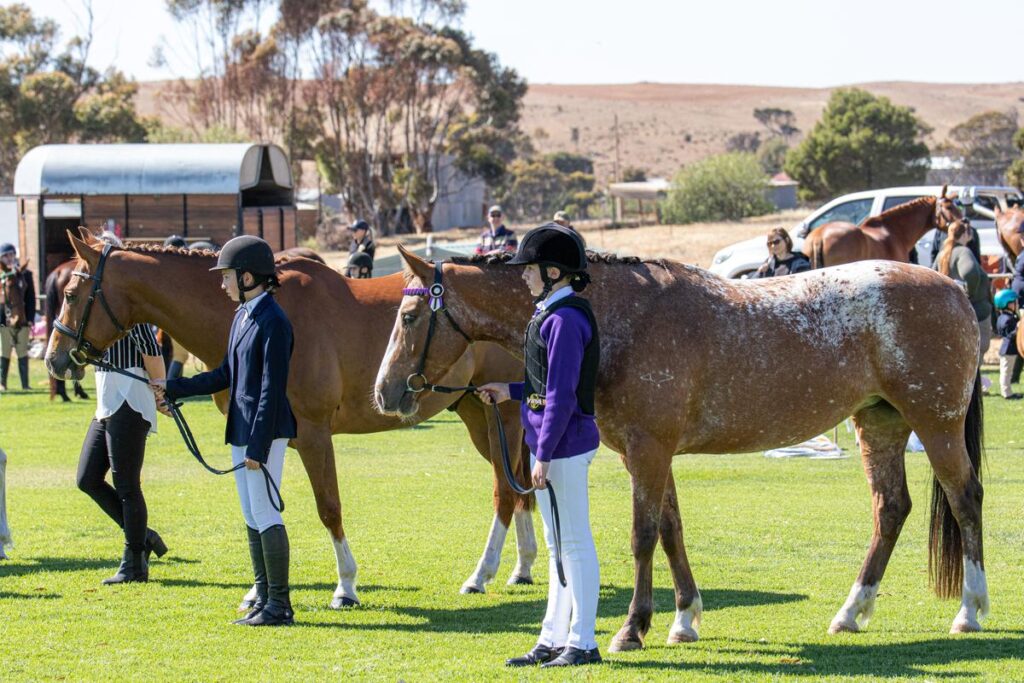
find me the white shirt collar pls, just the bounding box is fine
[535,285,574,312]
[240,291,268,318]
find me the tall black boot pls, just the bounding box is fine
[17,356,29,390]
[167,360,184,381]
[244,525,293,626]
[0,357,9,391]
[233,527,269,624]
[1013,355,1023,384]
[102,545,149,585]
[145,528,169,562]
[74,381,89,400]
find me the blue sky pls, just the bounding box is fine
[26,0,1024,87]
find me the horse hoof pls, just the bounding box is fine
[667,627,699,644]
[828,619,859,634]
[330,596,359,609]
[460,585,485,595]
[506,575,534,586]
[237,599,255,612]
[950,618,981,634]
[608,637,644,653]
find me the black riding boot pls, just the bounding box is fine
[74,381,89,399]
[167,360,183,381]
[244,525,293,626]
[17,356,29,390]
[233,527,269,624]
[0,357,9,391]
[145,528,168,562]
[102,545,149,585]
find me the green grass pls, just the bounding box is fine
[1,360,1023,681]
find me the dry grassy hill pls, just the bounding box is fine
[136,80,1024,186]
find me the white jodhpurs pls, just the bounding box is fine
[231,439,287,532]
[533,449,599,652]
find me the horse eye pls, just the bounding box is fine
[65,293,77,303]
[402,313,416,326]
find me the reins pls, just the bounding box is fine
[87,359,285,512]
[53,244,283,512]
[403,262,567,588]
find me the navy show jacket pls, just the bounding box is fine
[166,294,298,462]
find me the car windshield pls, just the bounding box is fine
[808,198,874,229]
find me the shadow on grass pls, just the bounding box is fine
[155,578,415,594]
[0,554,198,580]
[0,590,62,600]
[297,586,805,635]
[612,634,1024,678]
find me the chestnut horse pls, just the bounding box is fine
[45,229,537,607]
[995,204,1024,262]
[0,263,28,328]
[44,261,89,401]
[375,248,987,650]
[805,191,962,268]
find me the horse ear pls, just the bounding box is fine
[940,184,949,199]
[68,230,100,270]
[398,244,434,283]
[76,226,98,244]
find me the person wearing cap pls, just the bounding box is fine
[74,232,170,585]
[344,251,373,279]
[348,219,376,265]
[476,205,518,255]
[0,243,35,392]
[151,235,298,626]
[994,288,1021,399]
[164,235,188,250]
[476,223,602,668]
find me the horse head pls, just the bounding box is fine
[934,185,963,232]
[45,227,135,381]
[0,263,28,328]
[373,246,479,418]
[994,204,1024,261]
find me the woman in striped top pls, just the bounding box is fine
[75,232,169,584]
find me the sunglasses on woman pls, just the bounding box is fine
[767,239,783,246]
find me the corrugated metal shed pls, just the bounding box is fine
[13,143,292,196]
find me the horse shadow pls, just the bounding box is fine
[297,585,805,635]
[0,555,199,581]
[613,633,1024,677]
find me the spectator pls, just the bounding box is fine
[934,220,992,372]
[994,289,1021,399]
[348,219,376,265]
[345,251,373,279]
[0,243,35,392]
[476,205,518,255]
[750,228,810,278]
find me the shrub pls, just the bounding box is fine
[661,153,773,223]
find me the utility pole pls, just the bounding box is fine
[613,113,621,182]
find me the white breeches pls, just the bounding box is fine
[231,439,287,532]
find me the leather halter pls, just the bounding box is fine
[402,261,472,394]
[53,243,127,366]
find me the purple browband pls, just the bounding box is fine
[403,288,430,296]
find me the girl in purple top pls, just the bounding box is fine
[477,223,602,668]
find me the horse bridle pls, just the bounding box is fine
[0,269,14,321]
[402,261,472,395]
[401,261,568,587]
[53,243,127,366]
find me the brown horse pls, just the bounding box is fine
[805,191,962,268]
[0,263,28,328]
[276,246,327,265]
[995,204,1024,262]
[375,248,987,649]
[45,229,537,606]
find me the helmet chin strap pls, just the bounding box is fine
[235,271,262,304]
[534,265,562,305]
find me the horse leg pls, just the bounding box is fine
[916,426,987,633]
[830,403,912,633]
[293,424,359,609]
[455,397,535,593]
[659,469,702,644]
[609,439,673,652]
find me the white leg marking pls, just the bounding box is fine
[238,584,260,611]
[951,558,988,633]
[829,583,878,633]
[461,514,508,594]
[668,592,703,643]
[507,508,537,585]
[330,535,360,608]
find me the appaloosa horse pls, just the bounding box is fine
[805,190,962,268]
[375,248,987,649]
[45,229,537,607]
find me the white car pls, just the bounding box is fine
[709,185,1024,278]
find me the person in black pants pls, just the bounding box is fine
[75,232,169,584]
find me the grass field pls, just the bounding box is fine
[1,360,1023,681]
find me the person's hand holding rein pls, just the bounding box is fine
[476,383,510,405]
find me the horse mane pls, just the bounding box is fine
[448,250,647,266]
[121,242,219,258]
[862,196,935,227]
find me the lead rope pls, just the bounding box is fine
[416,378,566,588]
[85,360,284,512]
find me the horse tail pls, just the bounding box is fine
[808,231,825,269]
[515,433,536,512]
[44,270,60,338]
[929,370,983,599]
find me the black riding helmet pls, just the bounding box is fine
[163,234,188,249]
[345,251,373,278]
[211,235,276,302]
[507,223,589,302]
